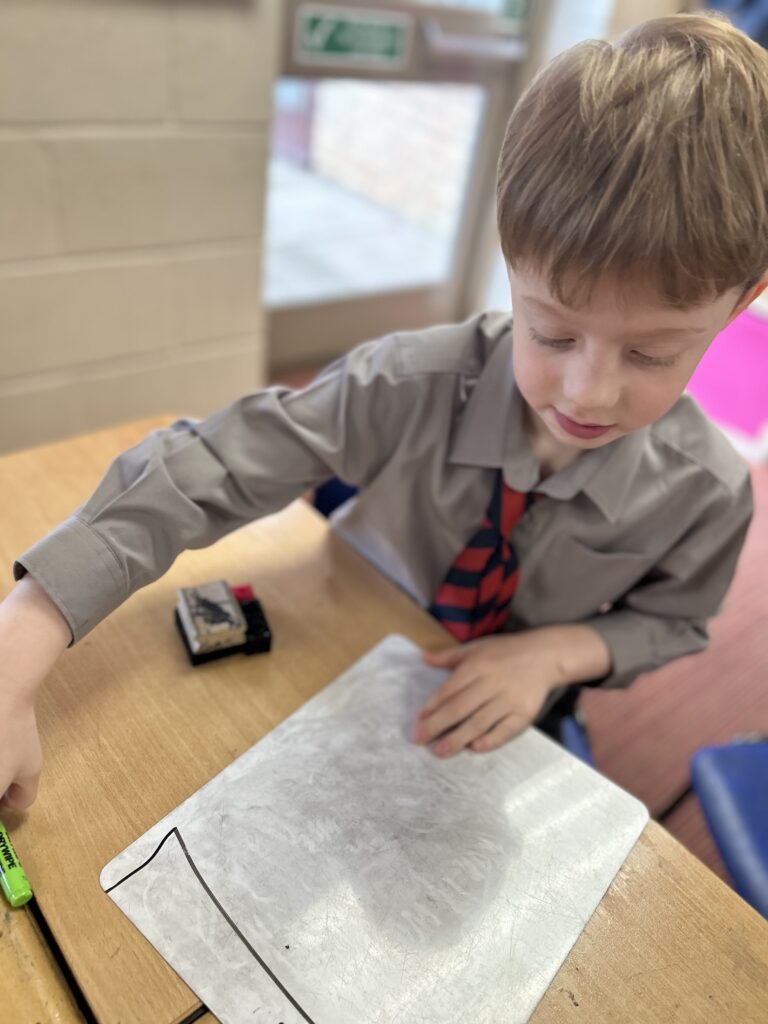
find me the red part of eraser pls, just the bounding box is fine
[231,584,256,603]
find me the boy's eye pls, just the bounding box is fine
[529,329,573,349]
[630,350,679,368]
[530,328,680,369]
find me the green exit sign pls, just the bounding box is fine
[295,4,413,71]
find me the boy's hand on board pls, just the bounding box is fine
[0,576,71,811]
[411,633,558,757]
[412,625,611,757]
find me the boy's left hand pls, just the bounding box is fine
[411,631,567,757]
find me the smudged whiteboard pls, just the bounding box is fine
[101,635,648,1024]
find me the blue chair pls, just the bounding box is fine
[311,478,596,767]
[691,741,768,918]
[559,709,596,768]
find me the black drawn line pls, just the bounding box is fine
[106,826,316,1024]
[104,826,178,893]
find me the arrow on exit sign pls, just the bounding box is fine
[295,4,413,70]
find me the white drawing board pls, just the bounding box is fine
[101,634,648,1024]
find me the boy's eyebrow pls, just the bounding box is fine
[521,296,708,335]
[521,296,572,316]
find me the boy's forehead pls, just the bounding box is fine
[507,264,728,329]
[509,263,674,312]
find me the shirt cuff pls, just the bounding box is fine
[13,515,128,644]
[582,610,658,689]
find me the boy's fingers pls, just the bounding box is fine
[470,714,528,753]
[416,660,483,722]
[413,673,494,743]
[432,698,508,758]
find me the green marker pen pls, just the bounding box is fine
[0,819,33,907]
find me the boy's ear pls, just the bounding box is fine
[728,272,768,324]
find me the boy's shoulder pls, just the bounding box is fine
[382,311,511,380]
[650,394,750,497]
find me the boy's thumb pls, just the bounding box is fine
[421,645,464,668]
[1,776,39,812]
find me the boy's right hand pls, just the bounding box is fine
[0,576,72,811]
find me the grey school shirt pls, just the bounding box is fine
[15,312,753,693]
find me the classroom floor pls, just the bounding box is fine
[272,364,767,895]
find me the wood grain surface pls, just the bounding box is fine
[0,902,84,1024]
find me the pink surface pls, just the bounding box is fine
[687,310,768,439]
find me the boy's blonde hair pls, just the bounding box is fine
[496,13,768,306]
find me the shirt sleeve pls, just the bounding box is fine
[13,335,416,643]
[582,471,754,689]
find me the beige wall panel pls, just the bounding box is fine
[172,0,279,122]
[53,136,265,252]
[0,0,275,449]
[608,0,682,37]
[1,253,262,376]
[0,141,59,260]
[0,0,168,123]
[175,252,262,345]
[2,262,174,376]
[0,339,261,455]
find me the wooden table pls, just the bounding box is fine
[1,900,83,1023]
[2,419,767,1024]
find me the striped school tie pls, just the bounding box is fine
[430,471,539,642]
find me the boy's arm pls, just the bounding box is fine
[581,471,754,690]
[14,335,417,647]
[2,333,427,804]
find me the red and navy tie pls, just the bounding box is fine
[430,471,539,642]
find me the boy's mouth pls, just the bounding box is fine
[553,409,615,439]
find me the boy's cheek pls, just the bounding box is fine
[513,349,555,408]
[630,375,691,430]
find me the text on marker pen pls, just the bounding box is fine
[0,819,33,908]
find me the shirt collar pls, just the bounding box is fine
[448,320,518,471]
[534,427,649,521]
[448,320,649,522]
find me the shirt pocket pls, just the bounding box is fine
[520,533,656,623]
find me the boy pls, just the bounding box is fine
[1,13,766,810]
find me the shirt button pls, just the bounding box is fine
[598,601,613,614]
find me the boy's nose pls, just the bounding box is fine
[561,363,621,418]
